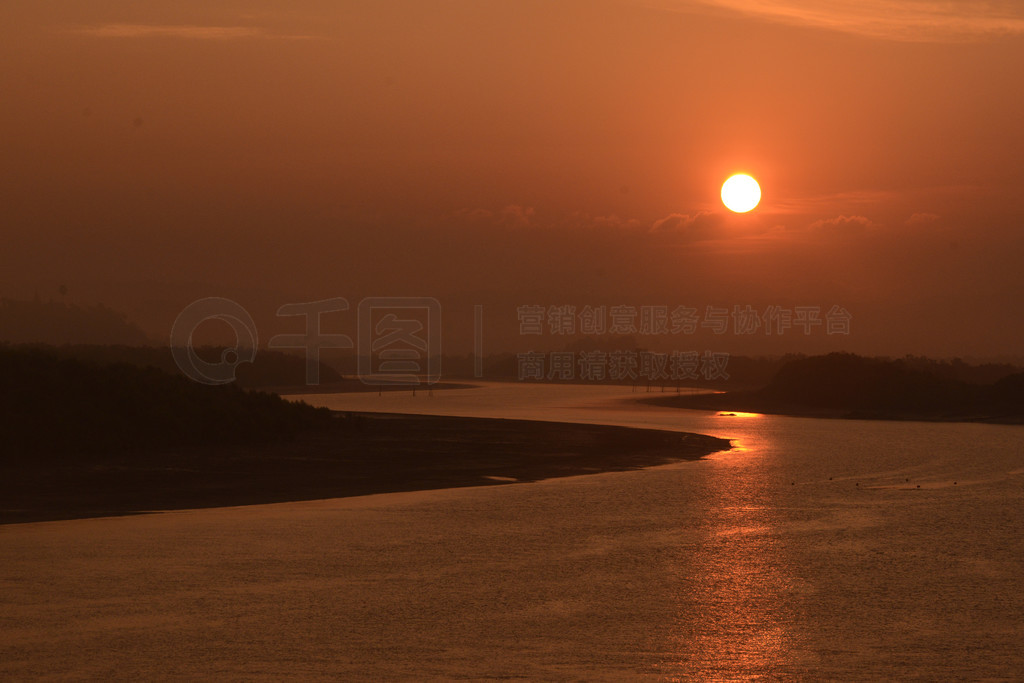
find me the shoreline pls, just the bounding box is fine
[0,412,730,525]
[638,392,1024,425]
[260,380,480,395]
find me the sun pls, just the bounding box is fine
[721,174,761,213]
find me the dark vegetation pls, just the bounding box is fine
[13,344,475,393]
[0,297,151,345]
[644,352,1024,423]
[21,343,344,389]
[0,345,333,457]
[0,294,347,388]
[0,345,729,523]
[898,355,1023,386]
[0,408,728,524]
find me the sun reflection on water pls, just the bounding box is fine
[660,440,800,679]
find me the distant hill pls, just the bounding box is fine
[0,346,333,457]
[0,297,151,345]
[899,355,1023,386]
[21,343,344,389]
[643,352,1024,423]
[760,353,977,412]
[992,371,1024,404]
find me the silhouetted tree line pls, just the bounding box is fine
[11,343,343,388]
[899,354,1023,386]
[0,297,150,345]
[0,346,334,458]
[0,298,347,386]
[760,352,1024,415]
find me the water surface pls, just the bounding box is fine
[2,382,1022,679]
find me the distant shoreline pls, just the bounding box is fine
[267,379,479,395]
[0,412,731,525]
[639,392,1024,425]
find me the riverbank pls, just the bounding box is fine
[638,353,1024,425]
[260,379,479,395]
[639,391,1024,424]
[0,412,730,525]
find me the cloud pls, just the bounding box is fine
[650,211,713,233]
[647,211,729,247]
[451,205,536,230]
[809,214,879,232]
[497,205,536,229]
[769,189,899,216]
[564,212,645,232]
[452,206,653,234]
[644,0,1024,41]
[63,24,316,40]
[906,212,940,225]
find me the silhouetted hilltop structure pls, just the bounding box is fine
[644,352,1024,423]
[0,346,332,457]
[0,297,151,345]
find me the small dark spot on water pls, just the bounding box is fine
[133,117,144,128]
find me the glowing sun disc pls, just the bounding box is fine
[721,174,761,213]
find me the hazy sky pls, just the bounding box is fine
[2,0,1022,356]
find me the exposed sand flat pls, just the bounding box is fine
[0,412,729,525]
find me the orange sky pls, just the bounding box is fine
[1,0,1023,356]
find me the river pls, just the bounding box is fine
[2,382,1022,679]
